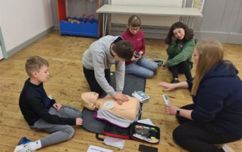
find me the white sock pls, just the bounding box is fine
[27,140,42,150]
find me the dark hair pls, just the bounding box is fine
[112,40,133,60]
[128,15,141,27]
[165,21,194,44]
[25,56,49,77]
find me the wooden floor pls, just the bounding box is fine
[1,32,242,152]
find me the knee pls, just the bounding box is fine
[181,61,192,69]
[173,126,185,144]
[153,63,158,70]
[63,125,75,140]
[145,71,155,78]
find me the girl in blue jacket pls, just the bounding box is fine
[164,39,242,152]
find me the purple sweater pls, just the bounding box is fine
[121,29,145,64]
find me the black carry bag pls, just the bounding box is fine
[130,122,160,144]
[97,121,160,144]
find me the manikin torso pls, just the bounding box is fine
[81,92,140,121]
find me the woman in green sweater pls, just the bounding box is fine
[164,22,196,83]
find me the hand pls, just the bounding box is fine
[131,56,137,61]
[165,105,179,115]
[75,118,83,126]
[158,81,177,91]
[131,55,141,61]
[113,92,129,105]
[53,103,62,111]
[131,51,142,61]
[135,55,142,60]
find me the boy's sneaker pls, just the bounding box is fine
[17,137,31,145]
[14,144,33,152]
[221,144,235,152]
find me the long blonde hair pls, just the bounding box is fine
[191,39,224,96]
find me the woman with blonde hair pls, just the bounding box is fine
[164,39,242,152]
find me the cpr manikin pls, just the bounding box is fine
[81,92,140,127]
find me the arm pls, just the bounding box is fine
[140,31,145,55]
[191,79,225,123]
[30,97,76,125]
[166,105,192,120]
[92,51,116,96]
[115,61,125,92]
[166,39,195,67]
[52,103,83,125]
[179,108,192,120]
[114,61,129,104]
[134,31,145,56]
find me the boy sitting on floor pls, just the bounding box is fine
[15,56,83,152]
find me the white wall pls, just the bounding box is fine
[193,0,242,44]
[0,0,53,53]
[110,0,183,26]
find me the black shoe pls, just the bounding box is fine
[153,59,165,66]
[171,78,179,83]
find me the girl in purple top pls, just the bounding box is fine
[121,15,158,78]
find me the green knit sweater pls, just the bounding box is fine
[166,38,196,67]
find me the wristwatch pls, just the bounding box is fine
[176,109,180,116]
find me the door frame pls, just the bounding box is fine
[0,26,8,59]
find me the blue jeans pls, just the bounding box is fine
[125,58,158,78]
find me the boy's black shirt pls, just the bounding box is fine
[19,79,76,126]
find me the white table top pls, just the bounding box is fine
[96,4,202,17]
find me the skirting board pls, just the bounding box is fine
[195,31,242,45]
[6,27,54,58]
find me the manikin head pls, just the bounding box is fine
[81,92,99,110]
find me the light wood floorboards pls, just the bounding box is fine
[0,32,242,152]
